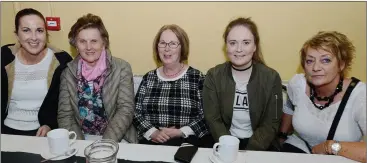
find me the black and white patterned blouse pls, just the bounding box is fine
[133,66,209,140]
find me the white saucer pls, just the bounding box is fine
[209,153,223,163]
[40,147,78,161]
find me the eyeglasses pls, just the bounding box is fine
[158,41,180,49]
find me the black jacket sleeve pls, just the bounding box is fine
[38,52,72,129]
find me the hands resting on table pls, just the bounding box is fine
[312,140,366,163]
[150,126,183,143]
[279,138,367,163]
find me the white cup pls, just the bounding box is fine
[213,135,239,163]
[47,129,77,155]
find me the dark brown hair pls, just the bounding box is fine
[14,8,48,36]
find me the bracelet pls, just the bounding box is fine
[324,140,333,154]
[278,132,288,139]
[323,141,329,154]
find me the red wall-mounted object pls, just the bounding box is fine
[46,17,60,31]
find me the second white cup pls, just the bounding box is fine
[212,135,239,163]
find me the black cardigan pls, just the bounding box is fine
[1,44,72,131]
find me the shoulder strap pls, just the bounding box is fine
[327,77,360,140]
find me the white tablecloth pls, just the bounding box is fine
[1,134,357,163]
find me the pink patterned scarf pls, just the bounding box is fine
[79,49,107,81]
[78,49,107,91]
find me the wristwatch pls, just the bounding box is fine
[331,141,341,155]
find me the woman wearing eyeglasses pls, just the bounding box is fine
[133,24,212,147]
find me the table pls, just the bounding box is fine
[1,134,357,163]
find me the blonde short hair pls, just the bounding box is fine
[300,31,355,77]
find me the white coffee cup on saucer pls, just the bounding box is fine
[212,135,239,163]
[47,129,77,155]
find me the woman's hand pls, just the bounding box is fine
[159,126,183,138]
[36,125,51,137]
[150,130,171,143]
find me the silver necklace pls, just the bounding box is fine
[163,64,184,77]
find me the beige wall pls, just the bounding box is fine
[1,2,366,81]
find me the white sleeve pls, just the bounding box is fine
[180,126,195,138]
[354,84,366,136]
[283,95,295,115]
[283,76,297,115]
[143,127,158,140]
[283,74,306,115]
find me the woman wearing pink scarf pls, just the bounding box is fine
[58,13,137,143]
